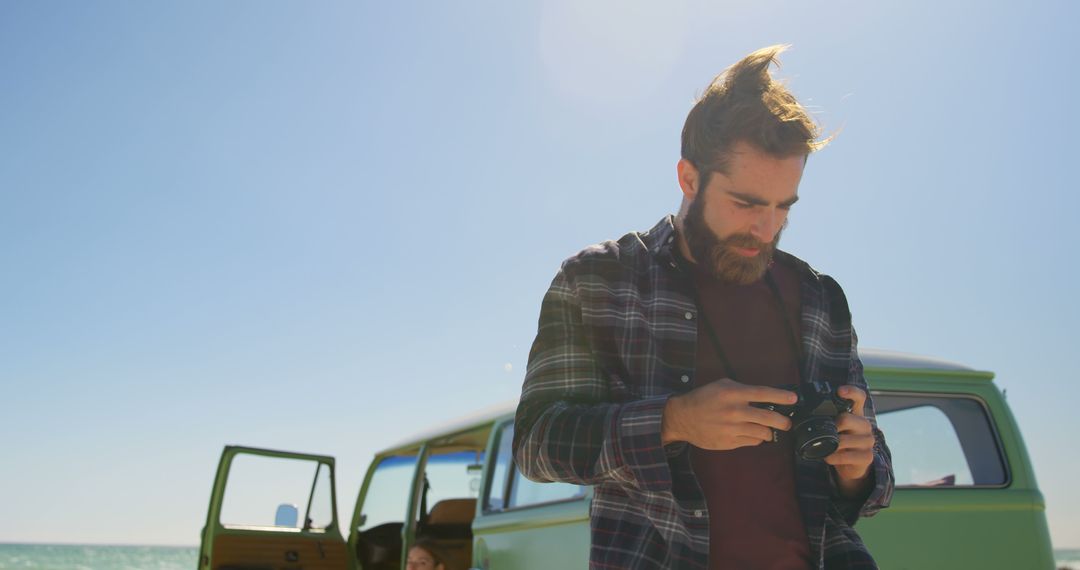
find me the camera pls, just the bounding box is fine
[752,381,854,461]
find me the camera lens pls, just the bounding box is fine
[793,417,840,460]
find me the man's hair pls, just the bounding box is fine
[681,44,827,182]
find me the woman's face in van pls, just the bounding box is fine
[406,546,445,570]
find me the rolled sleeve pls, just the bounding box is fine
[514,268,676,492]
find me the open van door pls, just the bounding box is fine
[198,446,355,570]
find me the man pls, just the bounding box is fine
[513,45,893,569]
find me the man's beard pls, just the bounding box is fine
[682,190,782,285]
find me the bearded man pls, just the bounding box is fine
[513,45,894,570]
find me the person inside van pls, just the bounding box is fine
[406,539,447,570]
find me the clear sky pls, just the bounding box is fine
[2,0,1077,549]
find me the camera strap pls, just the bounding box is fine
[676,255,803,384]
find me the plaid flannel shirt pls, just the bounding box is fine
[513,216,893,569]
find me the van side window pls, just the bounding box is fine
[508,468,586,508]
[484,422,586,511]
[874,393,1008,487]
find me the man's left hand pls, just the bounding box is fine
[826,385,875,498]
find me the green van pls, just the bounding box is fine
[197,349,1056,569]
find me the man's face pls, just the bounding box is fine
[681,141,805,284]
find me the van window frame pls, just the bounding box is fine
[482,420,516,513]
[871,390,1012,490]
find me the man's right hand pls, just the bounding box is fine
[661,378,797,450]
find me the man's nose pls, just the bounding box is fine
[750,209,784,243]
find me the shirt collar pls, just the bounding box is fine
[642,215,681,268]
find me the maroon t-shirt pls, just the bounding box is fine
[688,258,813,570]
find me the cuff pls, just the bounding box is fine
[833,448,893,524]
[859,446,894,517]
[613,395,674,492]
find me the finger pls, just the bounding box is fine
[824,449,874,468]
[837,385,867,416]
[737,407,793,431]
[835,413,872,434]
[835,433,875,452]
[732,422,776,443]
[735,385,798,406]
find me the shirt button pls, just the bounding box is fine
[666,236,674,244]
[684,311,694,320]
[694,510,704,517]
[669,261,677,269]
[680,375,690,383]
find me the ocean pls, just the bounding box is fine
[0,545,196,570]
[0,544,1077,569]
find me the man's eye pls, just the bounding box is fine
[734,202,754,209]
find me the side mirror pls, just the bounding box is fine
[275,503,299,527]
[467,464,484,493]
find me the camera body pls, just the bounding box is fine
[753,380,854,461]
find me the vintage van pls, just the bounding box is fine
[197,349,1056,569]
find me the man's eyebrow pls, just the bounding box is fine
[726,190,800,207]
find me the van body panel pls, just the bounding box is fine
[472,500,590,569]
[857,489,1053,569]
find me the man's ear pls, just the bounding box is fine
[677,159,700,201]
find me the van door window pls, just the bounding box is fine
[306,462,334,529]
[219,454,334,531]
[874,393,1008,487]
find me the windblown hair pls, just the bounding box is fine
[681,45,827,179]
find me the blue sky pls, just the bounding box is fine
[1,0,1077,548]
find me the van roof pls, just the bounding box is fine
[379,348,983,455]
[859,348,975,371]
